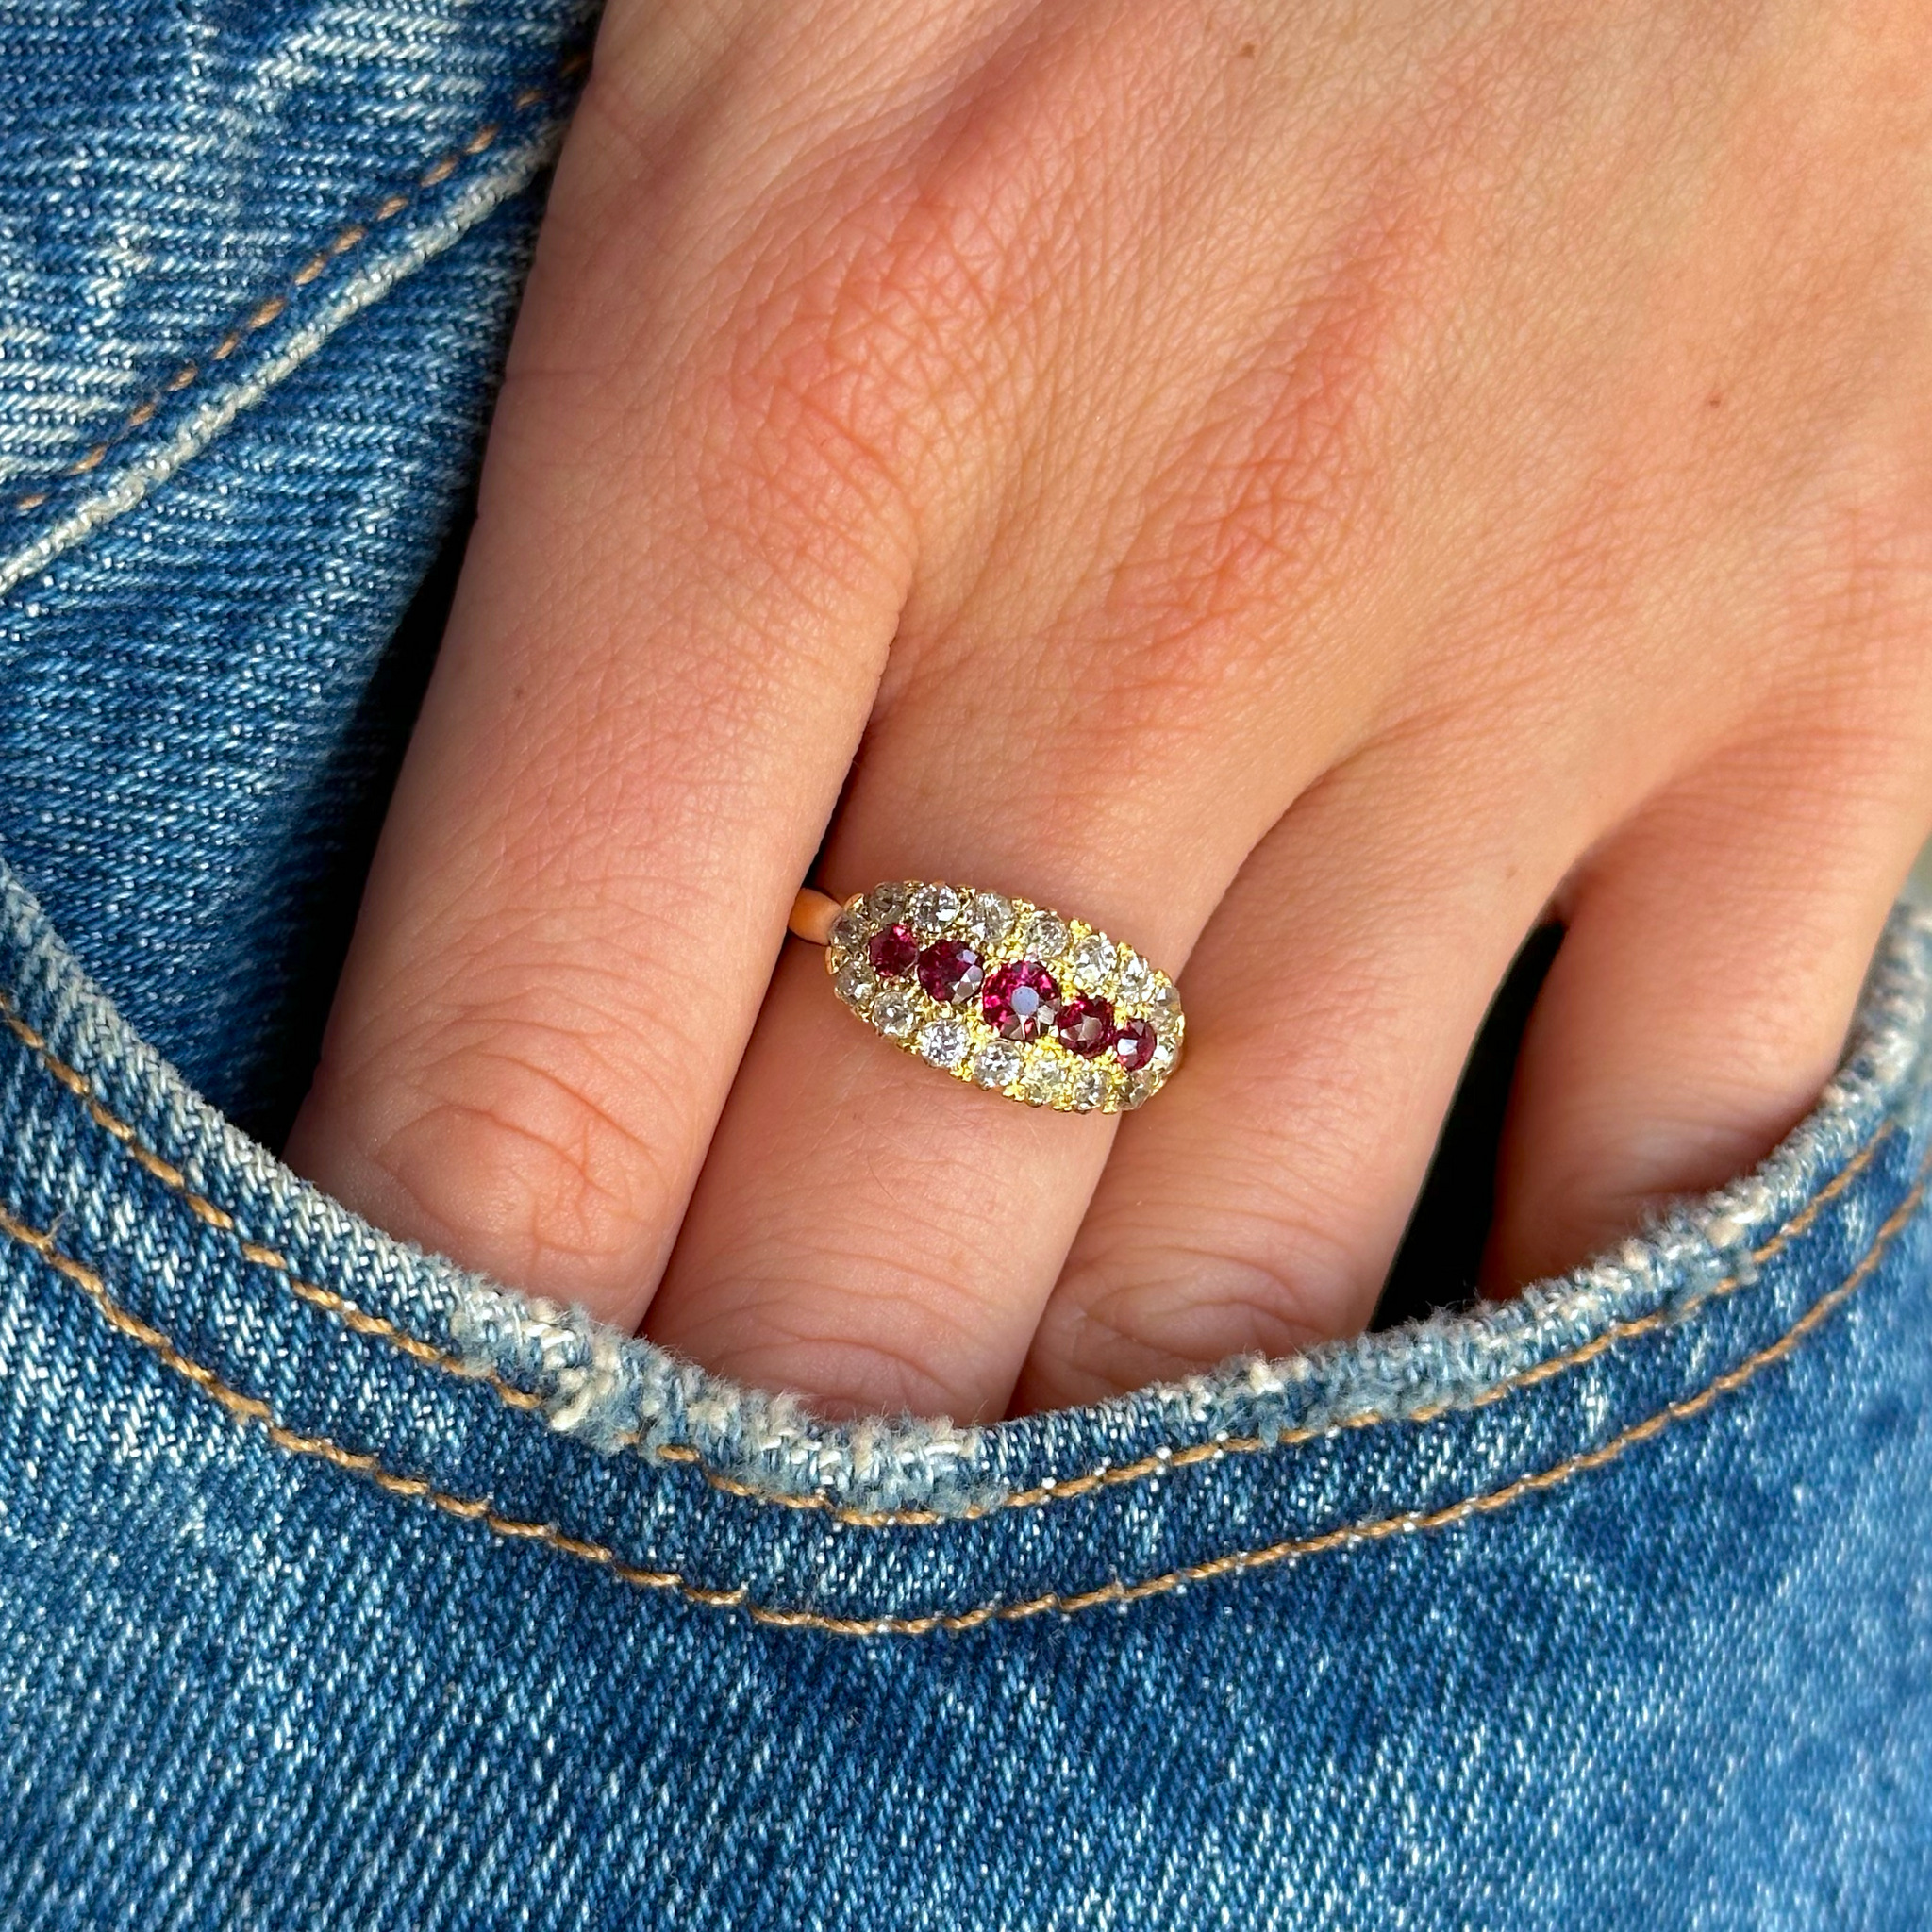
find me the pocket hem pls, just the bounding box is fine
[3,856,1928,1524]
[3,1133,1922,1636]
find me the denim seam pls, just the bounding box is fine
[0,988,1902,1528]
[0,994,550,1415]
[3,56,587,523]
[0,91,580,606]
[1,1152,1920,1637]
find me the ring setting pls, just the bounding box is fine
[800,881,1184,1112]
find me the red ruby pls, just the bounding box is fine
[982,959,1059,1041]
[867,923,920,978]
[1113,1016,1158,1070]
[1056,994,1116,1058]
[917,938,985,1006]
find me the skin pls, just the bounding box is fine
[284,0,1932,1421]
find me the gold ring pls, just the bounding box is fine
[790,882,1184,1112]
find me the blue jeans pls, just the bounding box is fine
[2,3,1928,1924]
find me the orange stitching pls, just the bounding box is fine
[7,53,589,518]
[0,989,1903,1529]
[669,1124,1893,1524]
[1,1159,1920,1637]
[0,994,543,1416]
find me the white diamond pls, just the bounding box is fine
[1152,980,1181,1016]
[874,991,916,1038]
[959,891,1013,947]
[1021,1057,1067,1106]
[917,1018,969,1068]
[829,910,865,949]
[1150,1033,1179,1074]
[1116,952,1153,1001]
[867,882,910,923]
[909,883,961,932]
[1021,910,1068,959]
[972,1041,1024,1089]
[1120,1073,1151,1109]
[1067,932,1117,991]
[1067,1065,1107,1111]
[834,960,877,1010]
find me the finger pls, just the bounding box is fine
[632,45,1446,1418]
[283,69,922,1327]
[1484,740,1932,1291]
[640,707,1293,1419]
[1014,744,1577,1413]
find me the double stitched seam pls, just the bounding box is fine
[0,989,1903,1527]
[689,1121,1894,1521]
[6,55,588,519]
[0,996,545,1416]
[1,1157,1922,1636]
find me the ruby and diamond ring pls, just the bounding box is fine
[789,881,1184,1112]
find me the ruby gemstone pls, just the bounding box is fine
[982,959,1059,1042]
[1056,994,1117,1058]
[917,938,985,1006]
[867,922,920,978]
[1112,1015,1158,1071]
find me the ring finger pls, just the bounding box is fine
[641,636,1327,1420]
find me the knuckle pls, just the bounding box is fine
[1067,1211,1373,1381]
[1728,442,1932,780]
[695,35,1174,538]
[1784,451,1932,679]
[703,174,1029,509]
[1094,217,1424,721]
[675,1230,1009,1420]
[724,1323,971,1424]
[365,991,689,1307]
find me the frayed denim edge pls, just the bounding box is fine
[444,902,1932,1513]
[2,855,1928,1524]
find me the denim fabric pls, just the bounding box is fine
[3,3,1931,1927]
[0,0,593,1143]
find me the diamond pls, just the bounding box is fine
[960,891,1014,947]
[972,1041,1024,1090]
[833,888,1176,1107]
[867,923,919,978]
[1020,1056,1067,1107]
[917,1017,969,1068]
[1112,1015,1158,1071]
[873,991,916,1038]
[1056,994,1116,1058]
[982,959,1059,1041]
[916,938,985,1006]
[834,960,877,1011]
[909,883,961,931]
[1020,910,1068,959]
[1066,931,1117,991]
[1067,1065,1108,1111]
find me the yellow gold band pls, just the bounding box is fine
[791,881,1183,1113]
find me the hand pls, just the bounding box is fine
[284,0,1932,1419]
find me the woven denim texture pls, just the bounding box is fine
[1,3,1929,1926]
[0,0,594,1143]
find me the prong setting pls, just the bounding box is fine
[824,883,1184,1113]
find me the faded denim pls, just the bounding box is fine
[1,2,1929,1926]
